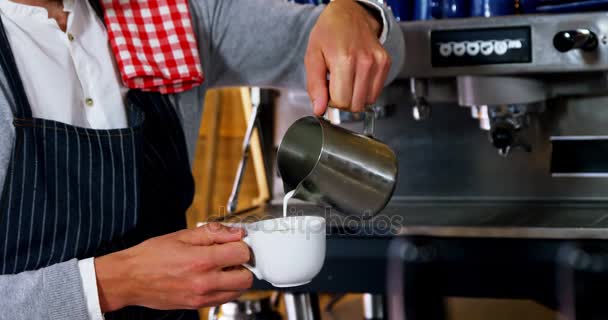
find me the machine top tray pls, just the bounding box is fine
[399,11,608,77]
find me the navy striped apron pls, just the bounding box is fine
[0,11,198,320]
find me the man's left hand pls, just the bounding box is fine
[305,0,391,116]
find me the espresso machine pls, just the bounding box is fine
[403,12,608,159]
[381,11,608,319]
[223,9,608,320]
[386,11,608,204]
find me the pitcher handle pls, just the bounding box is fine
[321,103,376,137]
[363,107,376,137]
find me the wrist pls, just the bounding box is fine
[356,1,383,37]
[332,0,383,38]
[95,250,135,312]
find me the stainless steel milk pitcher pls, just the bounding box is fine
[277,111,398,217]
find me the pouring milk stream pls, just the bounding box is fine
[283,190,296,217]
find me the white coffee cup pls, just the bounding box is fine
[241,216,326,288]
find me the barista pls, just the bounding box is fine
[0,0,404,319]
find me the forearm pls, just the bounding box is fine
[192,0,322,89]
[0,259,89,320]
[192,0,404,90]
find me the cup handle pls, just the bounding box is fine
[242,236,263,280]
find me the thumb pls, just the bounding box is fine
[305,48,329,116]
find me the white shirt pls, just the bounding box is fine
[0,1,126,319]
[0,0,127,129]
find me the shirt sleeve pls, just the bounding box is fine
[354,0,389,44]
[78,258,105,320]
[0,259,90,320]
[190,0,405,90]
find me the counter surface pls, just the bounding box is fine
[214,202,608,296]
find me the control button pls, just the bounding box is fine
[480,41,494,56]
[439,43,452,57]
[466,41,481,56]
[67,33,75,42]
[85,98,94,107]
[494,41,508,55]
[554,29,598,52]
[453,42,466,56]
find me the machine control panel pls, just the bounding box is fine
[431,27,532,67]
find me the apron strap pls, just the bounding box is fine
[0,16,33,119]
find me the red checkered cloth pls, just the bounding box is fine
[101,0,204,94]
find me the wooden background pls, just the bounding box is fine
[186,88,263,226]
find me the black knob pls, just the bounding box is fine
[554,29,598,53]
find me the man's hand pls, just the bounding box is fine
[95,223,253,312]
[306,0,391,115]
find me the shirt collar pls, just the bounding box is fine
[0,0,75,21]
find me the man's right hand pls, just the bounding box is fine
[94,223,253,312]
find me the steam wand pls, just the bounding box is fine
[227,88,262,214]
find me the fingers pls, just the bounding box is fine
[189,241,250,271]
[207,241,251,268]
[186,268,252,308]
[189,268,252,296]
[179,223,245,246]
[326,46,391,113]
[213,267,254,291]
[351,53,375,113]
[201,291,244,307]
[305,48,330,116]
[368,47,391,104]
[328,53,355,111]
[185,291,244,309]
